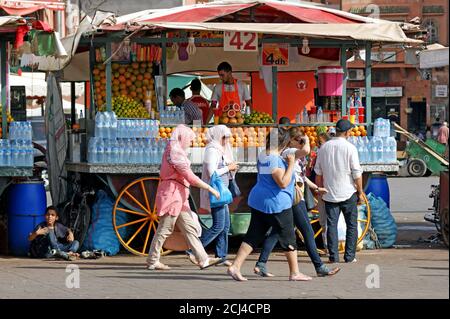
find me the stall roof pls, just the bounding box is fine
[0,0,64,16]
[0,15,25,33]
[135,22,422,44]
[100,0,392,31]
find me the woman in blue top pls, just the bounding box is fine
[227,129,312,282]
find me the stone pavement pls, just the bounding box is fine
[0,212,448,299]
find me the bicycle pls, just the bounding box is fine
[58,176,95,248]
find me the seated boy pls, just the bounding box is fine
[28,206,79,260]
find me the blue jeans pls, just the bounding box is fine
[200,205,230,259]
[257,201,323,269]
[47,231,80,255]
[325,193,358,263]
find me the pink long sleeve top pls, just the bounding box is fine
[156,147,203,217]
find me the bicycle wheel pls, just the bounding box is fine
[64,201,91,249]
[112,177,172,257]
[296,193,371,254]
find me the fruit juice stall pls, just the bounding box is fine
[0,16,34,197]
[62,1,422,256]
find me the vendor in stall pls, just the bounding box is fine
[169,88,203,125]
[205,62,252,123]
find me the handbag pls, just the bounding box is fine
[304,184,317,211]
[293,183,304,206]
[228,175,241,198]
[209,172,233,208]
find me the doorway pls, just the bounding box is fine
[407,99,427,136]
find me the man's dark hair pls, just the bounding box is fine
[46,205,59,216]
[279,117,291,125]
[217,61,232,72]
[190,79,202,92]
[436,117,441,122]
[169,88,185,99]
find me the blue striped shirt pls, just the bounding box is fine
[182,99,203,125]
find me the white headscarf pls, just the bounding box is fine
[205,125,234,164]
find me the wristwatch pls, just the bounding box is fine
[315,186,320,193]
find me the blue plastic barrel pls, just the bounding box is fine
[7,181,47,256]
[365,174,390,208]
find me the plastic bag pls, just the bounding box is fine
[209,172,233,208]
[366,193,397,248]
[82,190,129,255]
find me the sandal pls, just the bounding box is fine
[316,265,340,277]
[147,262,171,270]
[254,265,275,277]
[227,267,248,282]
[289,273,313,281]
[187,253,199,266]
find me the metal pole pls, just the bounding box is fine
[1,41,8,138]
[71,81,76,127]
[340,45,347,116]
[272,66,278,122]
[365,42,372,133]
[105,41,112,112]
[161,33,167,113]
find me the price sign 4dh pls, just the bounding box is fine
[262,43,289,66]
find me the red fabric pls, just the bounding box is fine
[138,3,359,24]
[139,4,254,23]
[1,1,64,16]
[189,95,210,124]
[264,3,359,24]
[298,48,340,61]
[32,20,53,32]
[14,25,30,48]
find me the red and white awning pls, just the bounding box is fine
[0,0,64,16]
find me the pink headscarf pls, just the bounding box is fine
[205,125,234,164]
[167,124,196,167]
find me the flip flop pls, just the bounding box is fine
[199,257,222,269]
[147,262,171,270]
[289,273,313,281]
[227,268,248,282]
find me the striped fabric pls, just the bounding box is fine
[182,99,203,125]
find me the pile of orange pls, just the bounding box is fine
[350,125,367,137]
[159,127,173,139]
[93,62,156,116]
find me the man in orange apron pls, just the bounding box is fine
[206,62,252,123]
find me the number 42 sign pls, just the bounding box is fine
[224,31,258,52]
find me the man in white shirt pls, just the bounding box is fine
[314,119,364,264]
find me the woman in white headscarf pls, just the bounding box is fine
[188,125,238,266]
[146,124,221,270]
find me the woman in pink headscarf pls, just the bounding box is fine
[187,125,238,266]
[146,124,221,270]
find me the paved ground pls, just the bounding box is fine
[0,177,448,299]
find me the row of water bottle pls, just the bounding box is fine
[9,121,33,141]
[373,118,391,138]
[160,107,185,125]
[88,137,167,164]
[0,140,34,167]
[117,119,159,138]
[348,136,397,164]
[95,111,118,139]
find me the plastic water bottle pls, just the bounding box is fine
[302,107,309,124]
[110,112,118,139]
[317,107,324,123]
[385,137,397,163]
[372,137,383,163]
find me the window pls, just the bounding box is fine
[372,69,390,83]
[422,19,439,44]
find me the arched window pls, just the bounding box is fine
[423,19,439,44]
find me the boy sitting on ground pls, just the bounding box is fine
[28,206,79,261]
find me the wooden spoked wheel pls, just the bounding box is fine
[296,193,371,254]
[112,177,172,257]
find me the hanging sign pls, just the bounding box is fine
[223,31,258,52]
[261,43,289,66]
